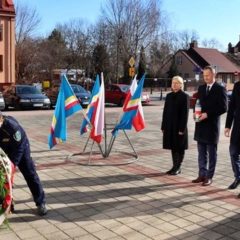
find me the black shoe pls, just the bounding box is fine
[9,197,15,213]
[169,169,181,175]
[166,167,175,174]
[228,179,240,189]
[192,176,205,183]
[166,167,174,174]
[10,202,15,213]
[37,204,47,216]
[202,178,212,186]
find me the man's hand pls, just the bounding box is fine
[199,112,208,121]
[224,128,230,137]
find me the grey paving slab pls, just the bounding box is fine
[0,100,240,239]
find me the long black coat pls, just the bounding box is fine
[194,82,227,144]
[225,81,240,149]
[161,90,189,151]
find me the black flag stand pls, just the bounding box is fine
[106,128,138,158]
[67,122,139,166]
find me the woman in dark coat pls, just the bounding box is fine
[161,76,189,175]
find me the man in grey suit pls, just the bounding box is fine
[192,66,228,186]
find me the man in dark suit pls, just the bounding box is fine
[192,66,228,186]
[225,81,240,191]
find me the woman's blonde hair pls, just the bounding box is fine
[172,76,184,90]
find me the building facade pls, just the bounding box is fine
[0,0,15,88]
[162,40,240,90]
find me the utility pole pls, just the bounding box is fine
[116,34,122,84]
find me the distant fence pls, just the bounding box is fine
[144,77,200,93]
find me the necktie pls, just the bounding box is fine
[206,86,210,95]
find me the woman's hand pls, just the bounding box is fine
[224,128,230,137]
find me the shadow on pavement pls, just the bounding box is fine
[9,173,240,229]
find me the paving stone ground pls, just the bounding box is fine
[1,95,240,240]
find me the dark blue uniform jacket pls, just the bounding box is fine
[0,116,28,166]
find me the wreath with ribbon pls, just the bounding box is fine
[0,148,14,225]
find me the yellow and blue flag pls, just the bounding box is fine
[112,75,145,136]
[48,74,82,149]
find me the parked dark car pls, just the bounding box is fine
[70,84,91,108]
[105,84,150,106]
[45,84,90,108]
[3,85,51,110]
[0,92,5,110]
[44,85,59,108]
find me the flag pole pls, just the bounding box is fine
[88,140,95,165]
[106,75,135,156]
[80,110,105,157]
[106,134,116,157]
[82,134,90,153]
[123,130,138,157]
[102,72,107,157]
[70,74,105,157]
[114,75,136,127]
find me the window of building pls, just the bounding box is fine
[184,73,189,79]
[0,55,3,72]
[0,25,3,41]
[176,56,182,65]
[222,74,227,82]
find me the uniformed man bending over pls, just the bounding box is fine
[0,112,47,216]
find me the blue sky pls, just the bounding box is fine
[162,0,240,50]
[14,0,240,50]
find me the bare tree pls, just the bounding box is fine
[201,38,223,50]
[16,38,41,82]
[101,0,163,81]
[92,44,110,77]
[15,2,41,44]
[91,19,111,46]
[15,2,41,82]
[56,20,92,75]
[38,29,68,80]
[173,30,199,50]
[149,39,172,77]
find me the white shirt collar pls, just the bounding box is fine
[207,82,214,90]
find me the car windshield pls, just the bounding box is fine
[17,86,42,94]
[119,85,130,93]
[71,85,87,94]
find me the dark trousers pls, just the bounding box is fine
[171,150,185,170]
[197,142,217,179]
[229,143,240,179]
[18,143,45,206]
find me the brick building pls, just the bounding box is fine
[0,0,15,88]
